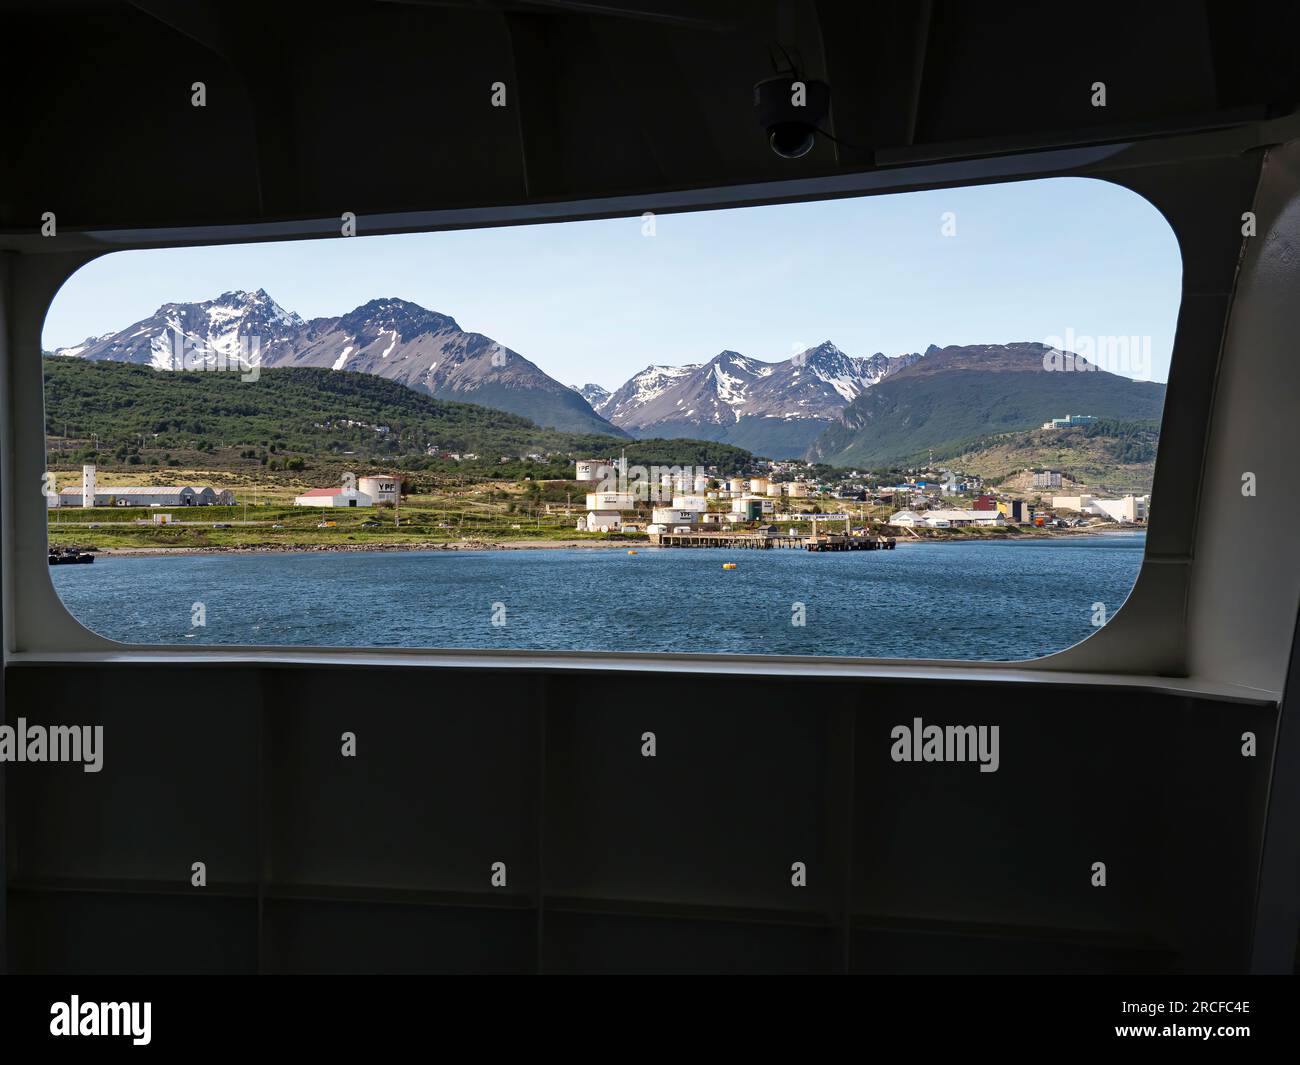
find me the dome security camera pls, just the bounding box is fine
[753,76,830,159]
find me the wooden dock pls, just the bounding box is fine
[648,531,896,552]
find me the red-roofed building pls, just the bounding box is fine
[293,486,373,508]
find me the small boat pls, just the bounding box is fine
[722,562,737,570]
[49,548,95,565]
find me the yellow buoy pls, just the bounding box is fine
[627,550,637,555]
[722,562,737,569]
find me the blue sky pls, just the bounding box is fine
[43,176,1182,386]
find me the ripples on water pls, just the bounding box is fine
[50,533,1146,661]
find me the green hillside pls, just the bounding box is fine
[935,419,1160,494]
[42,358,753,476]
[808,344,1166,468]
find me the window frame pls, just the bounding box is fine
[0,130,1270,693]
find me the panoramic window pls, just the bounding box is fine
[41,178,1179,659]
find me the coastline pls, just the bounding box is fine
[90,539,639,558]
[81,527,1144,559]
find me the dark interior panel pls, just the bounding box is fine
[4,664,1275,973]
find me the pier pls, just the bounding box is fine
[648,531,896,551]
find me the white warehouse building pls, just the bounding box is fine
[55,485,234,507]
[890,509,1007,528]
[1053,493,1148,522]
[1091,494,1149,523]
[294,487,373,507]
[50,464,236,507]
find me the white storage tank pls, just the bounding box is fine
[575,459,612,483]
[586,491,635,510]
[728,477,747,494]
[652,508,701,525]
[358,475,399,504]
[766,482,783,497]
[749,476,769,494]
[787,482,809,499]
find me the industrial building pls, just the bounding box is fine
[1052,493,1149,522]
[1094,495,1148,522]
[55,486,234,507]
[51,466,235,507]
[578,511,622,532]
[731,496,774,518]
[997,499,1034,523]
[890,509,1008,528]
[294,487,374,508]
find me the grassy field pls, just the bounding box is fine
[46,477,640,551]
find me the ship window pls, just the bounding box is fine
[42,177,1179,660]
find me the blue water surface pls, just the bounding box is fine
[49,533,1146,661]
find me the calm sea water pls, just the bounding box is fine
[49,533,1145,661]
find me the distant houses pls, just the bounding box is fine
[1040,414,1099,430]
[887,492,1149,529]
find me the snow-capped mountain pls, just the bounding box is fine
[572,382,612,410]
[53,290,623,437]
[595,362,702,423]
[55,289,304,371]
[51,289,934,454]
[599,341,923,457]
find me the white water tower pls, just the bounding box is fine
[82,463,96,509]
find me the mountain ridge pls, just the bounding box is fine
[592,341,925,457]
[54,290,624,438]
[807,342,1167,467]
